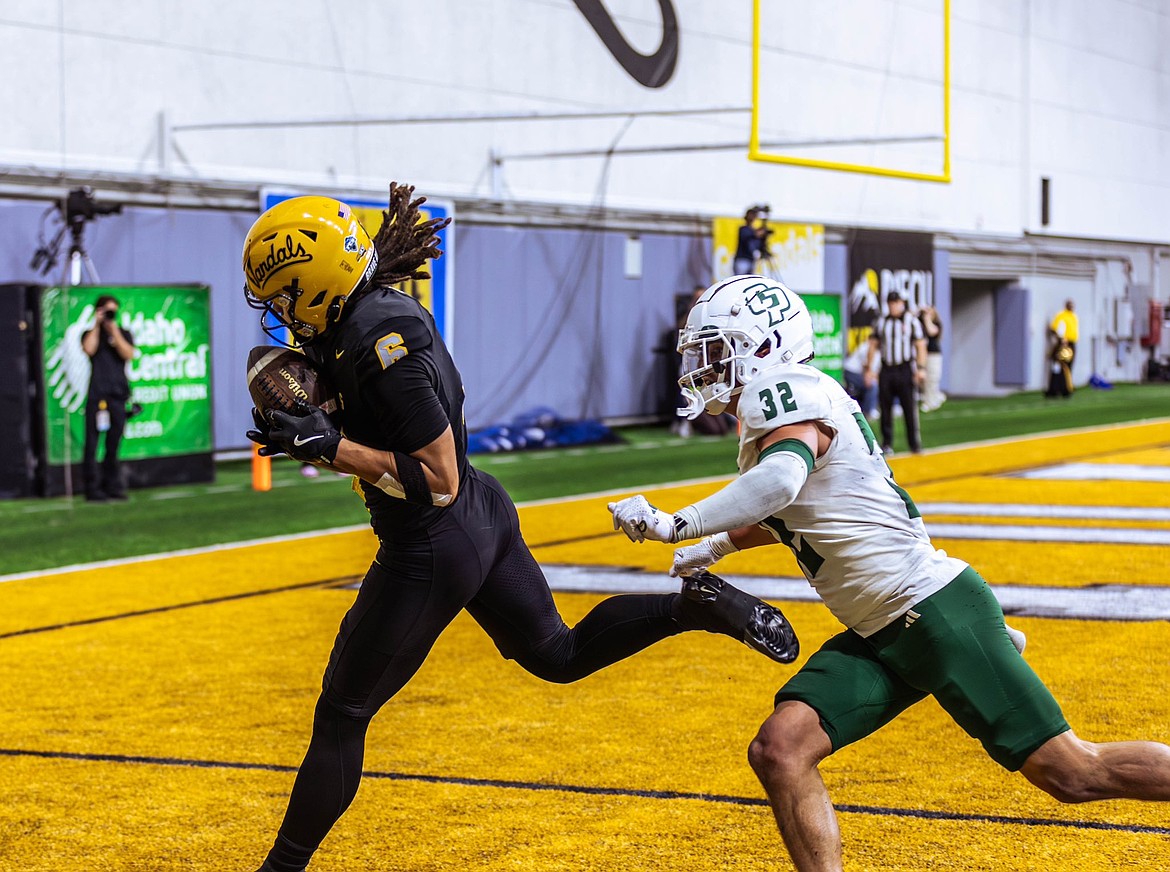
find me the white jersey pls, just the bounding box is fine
[736,363,966,637]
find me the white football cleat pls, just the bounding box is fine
[1006,624,1027,654]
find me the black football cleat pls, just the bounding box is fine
[680,570,799,664]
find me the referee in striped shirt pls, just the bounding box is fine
[864,291,927,454]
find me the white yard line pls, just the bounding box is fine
[0,525,370,583]
[1014,463,1170,482]
[920,503,1170,522]
[390,565,1170,622]
[926,522,1170,546]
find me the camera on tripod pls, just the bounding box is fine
[29,186,123,284]
[65,186,122,228]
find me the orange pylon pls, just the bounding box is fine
[251,443,272,492]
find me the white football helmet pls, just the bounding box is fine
[677,276,815,419]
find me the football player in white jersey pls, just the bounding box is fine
[609,276,1170,872]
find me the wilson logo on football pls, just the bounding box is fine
[278,368,310,401]
[246,234,313,289]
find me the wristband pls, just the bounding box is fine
[393,451,431,505]
[708,531,739,559]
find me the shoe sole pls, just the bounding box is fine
[683,571,799,664]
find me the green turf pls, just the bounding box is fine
[0,384,1166,575]
[886,382,1170,452]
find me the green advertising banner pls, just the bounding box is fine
[41,285,212,464]
[803,293,845,383]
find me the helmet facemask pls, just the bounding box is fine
[677,327,751,419]
[245,282,312,346]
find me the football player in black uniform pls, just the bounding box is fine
[243,185,798,872]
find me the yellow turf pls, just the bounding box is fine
[1,421,1168,870]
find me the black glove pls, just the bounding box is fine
[246,407,280,456]
[246,404,342,463]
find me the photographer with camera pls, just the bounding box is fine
[80,294,135,501]
[733,205,773,275]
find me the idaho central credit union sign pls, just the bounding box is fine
[40,284,213,464]
[261,191,455,343]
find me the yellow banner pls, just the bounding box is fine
[713,217,824,292]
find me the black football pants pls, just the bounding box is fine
[82,394,127,497]
[265,469,683,872]
[878,362,921,452]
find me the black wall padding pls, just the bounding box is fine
[0,284,40,497]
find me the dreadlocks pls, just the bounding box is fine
[371,182,452,287]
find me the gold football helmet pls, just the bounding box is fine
[242,196,377,344]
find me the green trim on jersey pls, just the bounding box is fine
[758,438,815,474]
[885,478,922,519]
[760,516,825,577]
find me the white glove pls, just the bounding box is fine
[608,494,678,543]
[670,531,739,577]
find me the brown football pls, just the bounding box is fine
[245,346,338,416]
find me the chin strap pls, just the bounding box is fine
[678,384,736,420]
[677,389,705,420]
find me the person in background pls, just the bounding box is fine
[918,304,946,412]
[865,291,925,455]
[843,337,879,420]
[1045,299,1078,398]
[80,294,134,501]
[733,207,771,275]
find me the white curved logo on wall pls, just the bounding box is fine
[45,304,95,414]
[850,270,879,318]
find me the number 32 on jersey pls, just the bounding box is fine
[760,381,798,420]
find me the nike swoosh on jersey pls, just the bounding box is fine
[335,349,345,359]
[293,434,324,447]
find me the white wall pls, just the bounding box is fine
[950,281,1011,396]
[1,0,1166,242]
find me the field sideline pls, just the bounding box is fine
[1,418,1169,870]
[1,384,1167,576]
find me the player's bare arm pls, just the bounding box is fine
[755,419,831,460]
[332,424,459,505]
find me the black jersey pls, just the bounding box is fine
[85,327,134,400]
[305,287,469,534]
